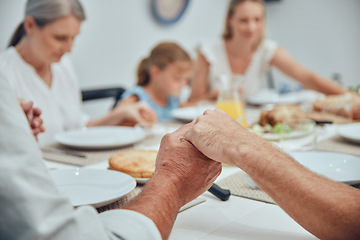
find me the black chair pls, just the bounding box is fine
[266,69,275,89]
[81,87,125,109]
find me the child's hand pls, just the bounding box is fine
[139,102,157,127]
[115,102,157,127]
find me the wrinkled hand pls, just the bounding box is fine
[185,109,262,166]
[18,99,45,141]
[113,101,157,127]
[155,122,222,206]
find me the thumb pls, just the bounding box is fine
[172,121,195,140]
[21,101,33,113]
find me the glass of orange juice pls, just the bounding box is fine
[215,74,248,127]
[216,99,247,127]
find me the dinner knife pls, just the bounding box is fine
[41,148,87,158]
[314,120,333,125]
[208,183,231,201]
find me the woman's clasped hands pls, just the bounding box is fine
[18,98,45,141]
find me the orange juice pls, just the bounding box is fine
[216,100,248,127]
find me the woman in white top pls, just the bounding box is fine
[0,0,155,145]
[189,0,347,102]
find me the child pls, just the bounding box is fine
[119,42,193,122]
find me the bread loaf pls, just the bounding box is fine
[312,93,360,120]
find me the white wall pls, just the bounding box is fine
[1,0,359,92]
[0,0,228,90]
[266,0,360,88]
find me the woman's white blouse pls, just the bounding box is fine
[0,47,89,145]
[199,39,278,98]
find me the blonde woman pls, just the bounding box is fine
[189,0,346,103]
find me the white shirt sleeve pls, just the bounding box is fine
[0,75,161,240]
[262,39,279,63]
[99,210,162,240]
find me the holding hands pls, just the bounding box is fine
[155,123,222,206]
[185,109,271,169]
[126,123,222,240]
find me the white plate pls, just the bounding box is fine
[261,129,313,141]
[337,123,360,144]
[290,151,360,184]
[55,126,146,149]
[50,169,136,207]
[256,123,315,141]
[171,105,215,122]
[246,89,301,105]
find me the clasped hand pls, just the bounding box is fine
[18,99,45,141]
[155,122,222,206]
[155,108,266,205]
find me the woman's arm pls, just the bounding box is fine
[270,47,347,95]
[87,95,156,127]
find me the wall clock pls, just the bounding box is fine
[151,0,190,25]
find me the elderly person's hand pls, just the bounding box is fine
[185,109,270,167]
[112,101,157,128]
[155,122,222,206]
[125,122,222,239]
[18,99,45,141]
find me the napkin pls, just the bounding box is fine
[315,136,360,156]
[217,171,275,204]
[179,198,206,212]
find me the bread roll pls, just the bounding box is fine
[109,150,157,178]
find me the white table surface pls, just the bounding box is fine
[44,110,342,240]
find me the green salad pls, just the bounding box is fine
[350,85,360,95]
[251,120,314,136]
[251,123,291,135]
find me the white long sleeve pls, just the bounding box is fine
[0,75,161,240]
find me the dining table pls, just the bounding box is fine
[43,102,360,240]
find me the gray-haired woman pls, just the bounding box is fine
[0,0,156,145]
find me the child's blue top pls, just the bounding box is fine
[121,86,179,121]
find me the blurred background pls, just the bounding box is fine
[1,0,359,116]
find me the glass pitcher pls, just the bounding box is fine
[215,74,248,128]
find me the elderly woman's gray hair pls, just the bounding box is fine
[8,0,86,47]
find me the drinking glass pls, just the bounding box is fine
[215,74,248,127]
